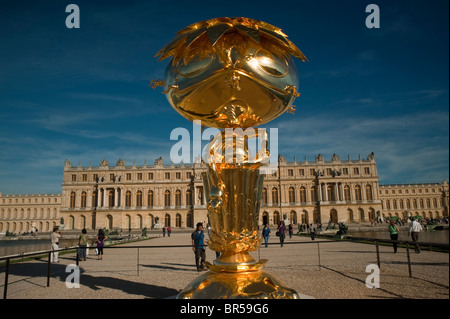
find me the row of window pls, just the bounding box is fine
[65,212,193,229]
[380,187,439,195]
[262,184,374,204]
[382,198,443,210]
[1,197,59,204]
[285,167,371,177]
[70,171,194,182]
[69,189,196,208]
[1,208,58,220]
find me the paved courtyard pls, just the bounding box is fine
[1,232,448,299]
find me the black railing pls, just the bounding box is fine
[1,236,448,299]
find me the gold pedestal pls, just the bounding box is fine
[177,165,299,299]
[177,269,299,299]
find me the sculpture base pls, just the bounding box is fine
[177,268,300,299]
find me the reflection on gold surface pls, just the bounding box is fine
[153,17,306,129]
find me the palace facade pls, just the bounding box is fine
[1,153,448,233]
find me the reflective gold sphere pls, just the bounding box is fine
[154,17,307,128]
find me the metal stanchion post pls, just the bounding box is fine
[376,240,380,269]
[406,243,412,278]
[317,242,321,271]
[137,247,140,276]
[3,258,10,299]
[47,251,51,287]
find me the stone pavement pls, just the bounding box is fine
[1,232,448,299]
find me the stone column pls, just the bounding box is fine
[97,188,102,207]
[324,183,328,201]
[114,188,119,207]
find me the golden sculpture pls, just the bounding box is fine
[153,17,306,299]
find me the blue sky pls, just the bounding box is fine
[0,0,448,195]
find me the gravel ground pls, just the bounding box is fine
[1,232,448,299]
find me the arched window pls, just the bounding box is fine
[108,189,114,207]
[81,192,87,208]
[164,190,171,207]
[262,188,268,204]
[125,191,131,207]
[299,187,306,203]
[272,187,279,204]
[136,190,143,207]
[186,189,192,206]
[165,214,171,227]
[288,187,295,203]
[354,185,362,201]
[273,211,280,225]
[290,210,297,224]
[344,185,351,201]
[175,190,182,207]
[310,186,318,202]
[148,190,154,207]
[365,185,373,200]
[327,184,334,201]
[176,213,182,228]
[70,192,76,208]
[92,191,98,208]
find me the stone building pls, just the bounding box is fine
[379,181,449,220]
[1,153,448,233]
[0,193,61,233]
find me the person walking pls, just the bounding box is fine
[167,226,172,237]
[162,227,166,237]
[409,218,423,253]
[96,229,108,260]
[191,222,206,271]
[50,227,62,263]
[262,224,271,248]
[277,222,286,247]
[78,228,88,261]
[389,220,400,253]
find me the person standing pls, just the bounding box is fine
[262,224,271,248]
[162,227,166,237]
[409,218,423,253]
[277,222,286,247]
[96,229,108,260]
[389,220,400,253]
[50,227,62,263]
[78,228,88,261]
[288,224,293,239]
[310,223,316,241]
[191,223,206,271]
[167,226,172,237]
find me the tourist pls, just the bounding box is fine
[50,226,62,263]
[167,226,172,237]
[78,228,88,261]
[277,222,286,247]
[191,222,206,271]
[96,229,108,260]
[288,224,294,239]
[389,220,399,253]
[162,227,166,237]
[409,218,423,253]
[262,224,271,248]
[310,223,316,240]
